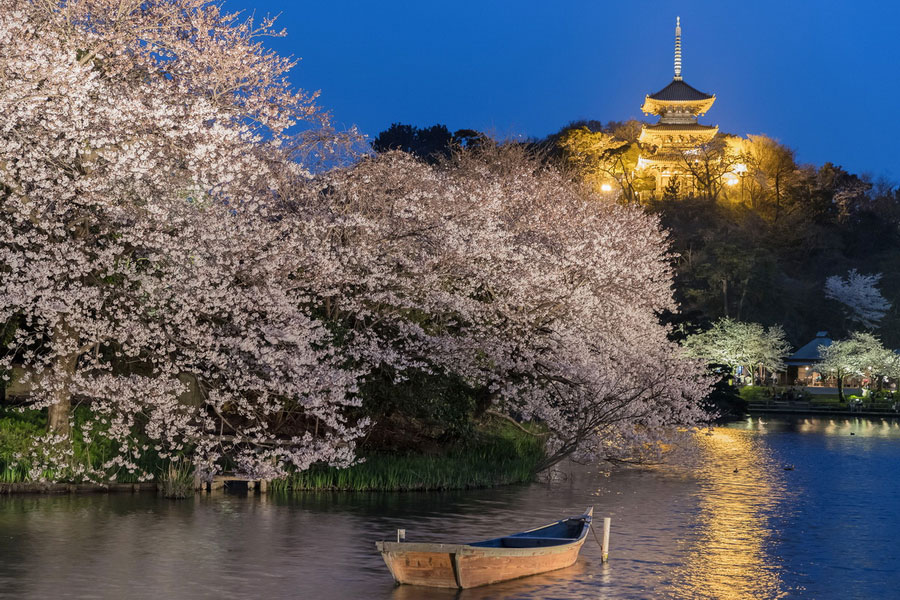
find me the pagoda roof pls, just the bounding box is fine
[642,123,718,132]
[638,122,718,145]
[648,79,713,102]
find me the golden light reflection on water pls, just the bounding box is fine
[670,428,788,600]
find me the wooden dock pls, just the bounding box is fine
[195,473,270,493]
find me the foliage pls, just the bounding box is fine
[818,332,892,401]
[556,126,644,201]
[676,135,745,201]
[738,386,771,404]
[0,0,366,482]
[825,269,891,329]
[372,123,488,163]
[0,407,163,483]
[703,364,746,416]
[682,318,792,376]
[301,147,712,470]
[271,420,545,492]
[644,154,900,347]
[158,458,195,499]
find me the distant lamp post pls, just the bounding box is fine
[600,183,613,193]
[733,163,748,202]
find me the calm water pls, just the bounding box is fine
[1,417,899,599]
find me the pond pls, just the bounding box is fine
[1,416,899,599]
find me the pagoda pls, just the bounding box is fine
[637,17,718,194]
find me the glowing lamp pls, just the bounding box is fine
[600,183,613,192]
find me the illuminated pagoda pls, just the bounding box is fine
[637,17,718,194]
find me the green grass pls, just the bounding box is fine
[738,385,771,404]
[270,420,546,493]
[0,410,42,483]
[0,406,165,484]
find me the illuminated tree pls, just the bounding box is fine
[741,135,798,220]
[557,127,647,201]
[0,0,364,480]
[677,135,744,201]
[818,332,890,402]
[682,318,791,383]
[306,147,713,468]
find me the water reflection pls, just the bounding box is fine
[670,428,788,600]
[0,417,898,599]
[741,415,900,438]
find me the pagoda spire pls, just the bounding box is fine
[674,16,682,81]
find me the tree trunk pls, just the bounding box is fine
[46,322,78,437]
[837,375,845,404]
[721,278,729,317]
[736,276,750,321]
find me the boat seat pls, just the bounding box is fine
[499,536,572,548]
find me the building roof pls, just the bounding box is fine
[648,79,713,102]
[642,123,718,131]
[785,332,832,365]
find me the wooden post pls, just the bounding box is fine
[601,517,611,562]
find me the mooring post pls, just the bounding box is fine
[601,517,611,562]
[397,529,406,543]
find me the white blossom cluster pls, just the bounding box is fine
[824,269,891,330]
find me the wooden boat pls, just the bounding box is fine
[375,507,593,589]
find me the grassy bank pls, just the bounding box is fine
[270,420,546,493]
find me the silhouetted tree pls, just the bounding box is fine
[372,123,489,163]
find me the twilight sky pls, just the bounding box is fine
[237,0,899,179]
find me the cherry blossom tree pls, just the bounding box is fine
[682,318,791,384]
[818,332,890,402]
[824,270,891,329]
[0,0,363,481]
[295,148,713,469]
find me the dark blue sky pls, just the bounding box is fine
[239,0,899,180]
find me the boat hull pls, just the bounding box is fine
[376,536,587,589]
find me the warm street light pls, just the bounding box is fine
[600,183,613,192]
[732,163,748,202]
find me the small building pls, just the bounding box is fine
[784,331,832,386]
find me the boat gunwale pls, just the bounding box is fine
[376,538,585,557]
[376,508,593,558]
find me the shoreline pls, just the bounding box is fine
[0,482,158,495]
[746,405,900,418]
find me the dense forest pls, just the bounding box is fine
[374,122,900,349]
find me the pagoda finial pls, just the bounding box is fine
[674,16,682,80]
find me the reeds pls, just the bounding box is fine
[0,410,43,483]
[158,458,195,498]
[270,420,546,493]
